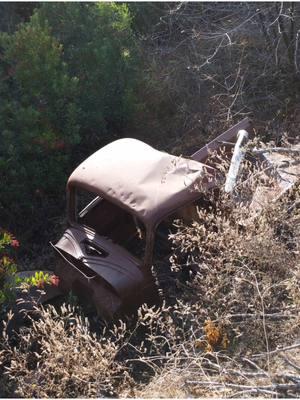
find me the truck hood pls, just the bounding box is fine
[54,225,145,299]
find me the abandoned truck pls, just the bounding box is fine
[52,119,255,318]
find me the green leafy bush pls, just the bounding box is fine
[36,2,139,151]
[0,3,140,241]
[0,16,80,232]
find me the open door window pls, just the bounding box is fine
[71,188,147,261]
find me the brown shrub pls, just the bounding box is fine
[0,304,130,398]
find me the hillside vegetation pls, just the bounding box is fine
[0,2,300,398]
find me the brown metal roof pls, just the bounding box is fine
[68,138,216,226]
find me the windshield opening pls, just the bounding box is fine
[74,188,146,261]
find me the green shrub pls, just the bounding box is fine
[0,16,80,231]
[35,2,139,149]
[0,3,140,240]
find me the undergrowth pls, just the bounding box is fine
[0,139,299,398]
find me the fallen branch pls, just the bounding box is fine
[252,342,300,358]
[279,354,300,373]
[214,311,300,321]
[185,379,300,393]
[230,388,278,396]
[252,147,300,155]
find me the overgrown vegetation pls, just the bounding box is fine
[0,2,300,398]
[1,146,299,397]
[1,2,300,247]
[0,229,60,317]
[0,2,140,245]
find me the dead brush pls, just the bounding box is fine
[0,139,299,398]
[133,140,300,397]
[170,147,299,345]
[0,303,131,398]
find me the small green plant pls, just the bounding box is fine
[22,270,59,290]
[0,230,21,307]
[0,229,60,310]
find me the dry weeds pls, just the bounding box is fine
[134,141,300,397]
[0,304,131,398]
[0,139,299,398]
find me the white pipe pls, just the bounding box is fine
[224,129,249,193]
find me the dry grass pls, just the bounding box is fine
[0,304,131,398]
[0,140,299,398]
[133,143,300,397]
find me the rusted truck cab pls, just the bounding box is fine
[53,137,217,318]
[53,118,258,318]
